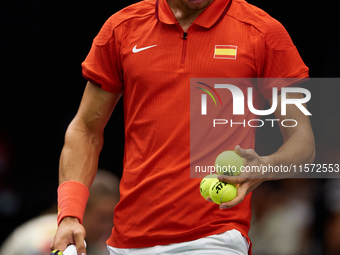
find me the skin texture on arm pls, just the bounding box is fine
[51,81,121,254]
[59,82,121,187]
[209,92,315,209]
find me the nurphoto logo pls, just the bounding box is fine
[195,80,311,128]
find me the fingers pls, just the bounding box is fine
[75,234,87,255]
[234,145,257,161]
[217,175,245,184]
[206,183,247,209]
[50,217,87,255]
[52,239,86,255]
[206,176,264,209]
[219,182,248,209]
[50,238,68,254]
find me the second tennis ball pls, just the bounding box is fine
[215,150,243,176]
[209,180,237,204]
[200,174,218,199]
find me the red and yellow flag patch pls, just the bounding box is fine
[214,45,237,60]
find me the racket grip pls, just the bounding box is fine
[50,241,86,255]
[63,240,87,255]
[62,244,77,255]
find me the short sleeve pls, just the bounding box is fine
[255,19,309,99]
[81,18,123,94]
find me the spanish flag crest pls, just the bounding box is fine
[214,45,237,60]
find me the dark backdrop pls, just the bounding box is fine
[0,0,339,246]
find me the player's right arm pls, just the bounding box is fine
[50,81,121,254]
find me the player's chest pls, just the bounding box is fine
[119,24,257,80]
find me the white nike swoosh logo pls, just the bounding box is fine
[132,44,157,53]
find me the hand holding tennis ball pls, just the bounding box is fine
[215,150,244,176]
[213,146,268,209]
[199,150,244,205]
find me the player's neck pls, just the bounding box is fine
[167,0,210,31]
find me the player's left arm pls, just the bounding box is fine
[217,92,315,209]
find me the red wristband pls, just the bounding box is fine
[57,181,89,226]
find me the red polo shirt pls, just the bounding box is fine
[82,0,308,251]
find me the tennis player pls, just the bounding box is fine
[51,0,315,254]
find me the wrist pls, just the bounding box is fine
[57,181,89,226]
[59,216,81,225]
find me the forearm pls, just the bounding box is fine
[266,132,314,166]
[260,92,315,179]
[261,125,315,180]
[59,118,103,189]
[217,94,315,208]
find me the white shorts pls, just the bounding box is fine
[107,229,249,255]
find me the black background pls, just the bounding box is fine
[0,0,339,247]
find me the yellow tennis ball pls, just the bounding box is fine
[215,151,243,176]
[209,180,237,204]
[200,174,218,199]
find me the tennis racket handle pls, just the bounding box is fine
[62,244,76,255]
[50,241,86,255]
[63,240,86,255]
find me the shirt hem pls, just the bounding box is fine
[106,223,250,250]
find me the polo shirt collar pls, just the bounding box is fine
[155,0,232,28]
